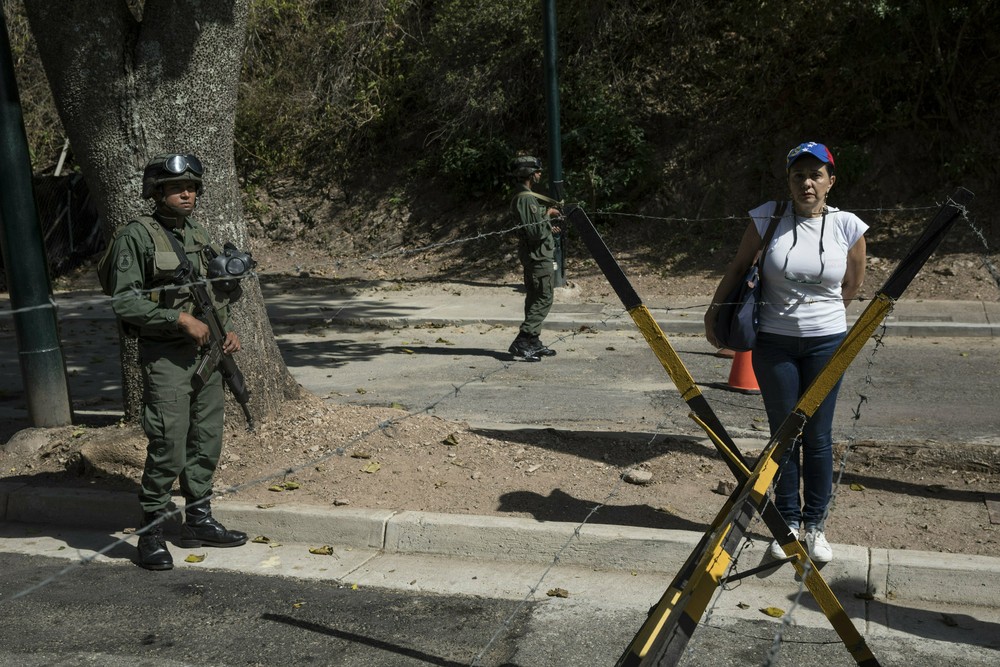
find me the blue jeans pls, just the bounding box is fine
[752,331,846,530]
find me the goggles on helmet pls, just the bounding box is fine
[162,154,204,176]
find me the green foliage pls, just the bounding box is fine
[3,0,63,167]
[12,0,1000,225]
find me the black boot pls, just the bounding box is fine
[529,336,556,357]
[180,498,248,548]
[508,332,541,362]
[137,510,174,571]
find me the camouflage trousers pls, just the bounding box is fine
[138,337,224,513]
[519,256,555,337]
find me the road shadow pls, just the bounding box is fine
[471,426,716,467]
[0,519,140,564]
[262,614,468,667]
[497,487,709,532]
[840,472,1000,505]
[277,337,511,370]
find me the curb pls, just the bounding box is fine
[3,483,999,609]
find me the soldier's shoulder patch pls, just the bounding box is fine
[116,249,134,273]
[530,204,541,214]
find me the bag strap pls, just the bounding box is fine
[513,190,563,208]
[159,221,196,279]
[753,200,788,268]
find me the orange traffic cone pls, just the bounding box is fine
[717,350,761,395]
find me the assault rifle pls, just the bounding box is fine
[174,244,256,431]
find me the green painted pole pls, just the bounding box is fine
[0,11,73,427]
[542,0,566,287]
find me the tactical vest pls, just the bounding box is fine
[99,215,220,315]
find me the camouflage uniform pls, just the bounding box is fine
[105,212,232,514]
[103,153,249,571]
[511,184,556,350]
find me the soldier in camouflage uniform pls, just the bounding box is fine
[508,155,561,361]
[104,154,248,570]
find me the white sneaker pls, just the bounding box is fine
[768,527,798,559]
[805,528,833,563]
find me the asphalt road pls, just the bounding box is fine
[4,313,996,446]
[2,551,998,666]
[275,321,1000,447]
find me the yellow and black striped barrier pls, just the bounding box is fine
[566,187,973,667]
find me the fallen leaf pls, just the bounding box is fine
[309,545,334,555]
[737,602,750,609]
[283,481,300,490]
[351,451,372,459]
[256,503,275,509]
[402,348,414,354]
[850,482,866,491]
[362,462,381,473]
[252,535,272,544]
[267,484,285,492]
[185,554,206,563]
[356,387,367,394]
[546,588,569,598]
[760,606,785,618]
[442,433,459,446]
[435,337,454,345]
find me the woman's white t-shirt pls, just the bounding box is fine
[751,201,868,337]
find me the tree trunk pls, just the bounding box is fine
[24,0,299,425]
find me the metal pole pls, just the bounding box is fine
[542,0,566,287]
[0,11,73,427]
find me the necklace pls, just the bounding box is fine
[781,208,827,285]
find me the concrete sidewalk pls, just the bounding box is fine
[3,482,1000,618]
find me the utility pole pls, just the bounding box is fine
[542,0,566,287]
[0,11,73,427]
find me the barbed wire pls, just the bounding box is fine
[593,203,941,223]
[1,196,994,323]
[695,200,985,662]
[1,198,996,665]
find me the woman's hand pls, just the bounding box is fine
[704,304,721,348]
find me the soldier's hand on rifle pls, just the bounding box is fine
[178,312,210,346]
[223,331,241,355]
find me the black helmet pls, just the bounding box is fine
[142,153,204,199]
[510,155,542,179]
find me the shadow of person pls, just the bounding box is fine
[0,520,140,563]
[497,487,709,532]
[0,469,150,566]
[389,345,511,361]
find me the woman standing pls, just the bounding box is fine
[704,142,868,563]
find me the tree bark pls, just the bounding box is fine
[23,0,299,425]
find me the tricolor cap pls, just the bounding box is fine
[786,142,835,170]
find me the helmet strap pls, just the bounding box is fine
[154,201,191,225]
